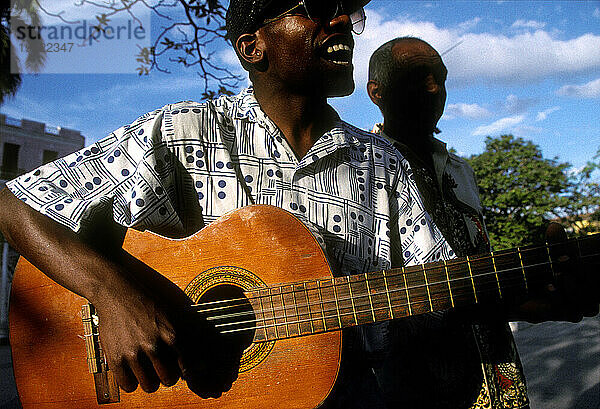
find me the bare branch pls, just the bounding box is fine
[32,0,81,24]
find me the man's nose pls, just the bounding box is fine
[328,13,352,32]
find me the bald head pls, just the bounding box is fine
[368,37,447,138]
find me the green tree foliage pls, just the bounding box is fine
[559,148,600,235]
[467,135,571,249]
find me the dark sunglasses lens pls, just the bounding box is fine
[304,1,366,34]
[304,0,339,21]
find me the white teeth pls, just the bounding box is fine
[326,43,352,54]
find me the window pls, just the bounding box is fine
[1,143,20,179]
[42,150,58,165]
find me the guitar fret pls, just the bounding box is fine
[271,288,283,340]
[260,288,279,340]
[382,270,394,319]
[303,283,315,334]
[364,273,376,322]
[317,281,327,331]
[280,291,289,338]
[466,256,478,304]
[422,265,434,311]
[252,291,268,341]
[292,286,301,335]
[346,276,359,325]
[258,290,269,341]
[402,267,413,316]
[545,242,556,279]
[490,251,503,299]
[267,288,278,340]
[442,260,455,308]
[517,247,529,291]
[332,279,343,328]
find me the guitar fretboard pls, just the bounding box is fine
[218,234,599,342]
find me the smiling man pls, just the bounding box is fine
[0,0,394,403]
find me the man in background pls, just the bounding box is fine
[367,36,598,408]
[368,35,525,409]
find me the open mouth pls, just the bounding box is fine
[321,38,353,66]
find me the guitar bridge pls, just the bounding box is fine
[81,303,120,404]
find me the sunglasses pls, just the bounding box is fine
[263,0,367,35]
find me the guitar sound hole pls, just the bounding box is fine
[199,284,255,351]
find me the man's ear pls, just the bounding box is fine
[236,33,265,65]
[367,80,383,107]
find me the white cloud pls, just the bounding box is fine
[503,94,538,115]
[458,17,481,33]
[557,78,600,98]
[472,115,525,136]
[217,48,241,67]
[514,125,543,136]
[511,20,546,30]
[353,9,600,86]
[536,106,560,121]
[594,8,600,18]
[445,103,491,119]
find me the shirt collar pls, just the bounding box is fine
[233,87,281,134]
[234,87,362,159]
[376,125,450,185]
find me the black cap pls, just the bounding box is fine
[226,0,371,45]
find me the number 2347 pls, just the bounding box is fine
[21,42,74,52]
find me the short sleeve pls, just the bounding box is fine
[6,108,185,235]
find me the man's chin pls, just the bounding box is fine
[326,77,355,98]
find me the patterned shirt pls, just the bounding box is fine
[8,89,453,273]
[8,89,523,408]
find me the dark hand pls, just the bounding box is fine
[0,188,243,397]
[93,254,243,398]
[514,223,599,323]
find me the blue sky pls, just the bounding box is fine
[3,0,600,170]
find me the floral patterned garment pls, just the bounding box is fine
[376,127,529,409]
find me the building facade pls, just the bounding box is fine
[0,114,85,340]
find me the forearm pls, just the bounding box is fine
[0,187,129,304]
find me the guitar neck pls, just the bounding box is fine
[244,234,599,343]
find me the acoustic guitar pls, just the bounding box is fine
[9,205,599,408]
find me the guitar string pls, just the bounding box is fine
[79,276,531,343]
[78,255,598,342]
[197,251,600,322]
[190,241,599,311]
[202,260,553,323]
[208,262,598,335]
[196,252,600,321]
[216,273,547,336]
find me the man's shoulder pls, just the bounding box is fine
[157,92,239,116]
[446,150,475,175]
[341,121,399,152]
[431,137,474,172]
[143,92,243,139]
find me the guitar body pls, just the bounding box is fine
[9,205,342,408]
